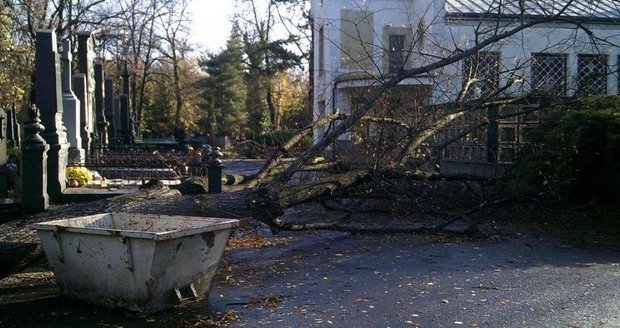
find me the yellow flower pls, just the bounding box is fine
[66,166,93,187]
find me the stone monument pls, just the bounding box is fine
[120,63,132,145]
[104,77,116,147]
[77,31,96,154]
[34,29,69,200]
[61,39,85,164]
[94,61,109,150]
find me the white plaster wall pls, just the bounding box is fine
[313,0,620,127]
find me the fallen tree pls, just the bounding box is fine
[2,6,602,275]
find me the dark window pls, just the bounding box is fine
[388,34,406,73]
[531,53,567,96]
[577,54,607,96]
[462,51,500,100]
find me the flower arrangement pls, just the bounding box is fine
[66,166,92,187]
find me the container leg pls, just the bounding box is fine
[174,283,198,302]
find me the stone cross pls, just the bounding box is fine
[61,39,85,164]
[94,61,109,150]
[34,29,69,200]
[20,104,49,213]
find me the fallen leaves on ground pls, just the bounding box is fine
[225,235,293,251]
[0,271,55,289]
[225,236,272,251]
[176,310,238,327]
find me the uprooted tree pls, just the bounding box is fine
[34,0,620,232]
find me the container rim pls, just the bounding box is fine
[30,213,240,241]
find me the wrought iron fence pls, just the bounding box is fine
[82,148,208,185]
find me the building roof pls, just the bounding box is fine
[445,0,620,22]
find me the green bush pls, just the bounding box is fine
[511,96,620,203]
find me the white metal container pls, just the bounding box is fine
[30,213,238,313]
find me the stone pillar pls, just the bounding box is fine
[94,61,108,150]
[61,39,85,164]
[35,29,69,201]
[21,105,49,213]
[104,77,116,147]
[77,31,96,154]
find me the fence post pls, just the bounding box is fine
[486,106,499,163]
[21,104,49,213]
[208,147,223,194]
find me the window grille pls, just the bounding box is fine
[577,54,607,96]
[531,53,567,96]
[462,51,500,100]
[388,34,406,73]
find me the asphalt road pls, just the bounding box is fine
[1,228,619,327]
[211,230,620,328]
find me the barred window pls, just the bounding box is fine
[577,54,607,96]
[462,51,500,100]
[531,53,567,96]
[388,34,406,74]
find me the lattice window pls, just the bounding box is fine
[462,51,500,100]
[578,54,607,96]
[531,53,567,96]
[388,34,406,73]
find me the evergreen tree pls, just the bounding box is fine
[201,23,248,138]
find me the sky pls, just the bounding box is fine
[188,1,237,53]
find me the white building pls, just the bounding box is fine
[312,0,620,171]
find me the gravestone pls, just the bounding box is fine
[104,77,116,147]
[0,107,7,197]
[77,31,96,154]
[21,104,49,213]
[61,39,85,164]
[120,63,132,145]
[34,29,69,200]
[94,61,108,150]
[114,96,121,144]
[74,73,89,155]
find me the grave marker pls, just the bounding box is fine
[94,61,109,150]
[34,29,69,200]
[105,77,116,147]
[77,32,96,153]
[120,63,132,145]
[61,39,85,164]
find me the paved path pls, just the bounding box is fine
[1,227,619,327]
[211,230,620,328]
